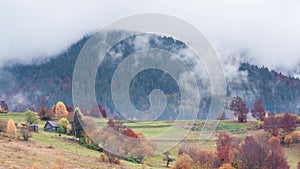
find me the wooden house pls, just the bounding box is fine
[44,121,58,132]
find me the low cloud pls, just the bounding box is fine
[0,0,300,76]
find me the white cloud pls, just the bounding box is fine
[0,0,300,75]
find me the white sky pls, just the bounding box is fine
[0,0,300,76]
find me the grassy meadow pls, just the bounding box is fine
[0,112,300,168]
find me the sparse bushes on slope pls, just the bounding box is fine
[19,126,32,141]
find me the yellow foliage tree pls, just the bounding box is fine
[284,134,293,144]
[6,119,17,136]
[291,131,300,143]
[55,101,68,118]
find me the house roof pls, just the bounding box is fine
[44,121,58,128]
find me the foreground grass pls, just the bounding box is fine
[31,131,100,157]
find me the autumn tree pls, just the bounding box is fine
[291,131,300,143]
[72,108,85,138]
[172,154,193,169]
[55,101,68,118]
[263,114,281,136]
[280,112,297,134]
[25,110,39,125]
[38,105,54,120]
[65,105,73,113]
[236,136,268,169]
[0,119,8,132]
[96,118,155,163]
[58,118,71,134]
[19,126,32,141]
[251,100,266,121]
[89,102,107,118]
[263,152,290,169]
[176,145,221,168]
[229,96,249,122]
[6,119,17,136]
[233,136,289,169]
[13,103,26,112]
[0,100,9,113]
[216,132,232,163]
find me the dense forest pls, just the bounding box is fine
[1,32,300,118]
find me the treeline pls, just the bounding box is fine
[2,32,300,119]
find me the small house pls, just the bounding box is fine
[29,123,39,132]
[44,121,58,132]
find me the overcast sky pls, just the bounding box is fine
[0,0,300,76]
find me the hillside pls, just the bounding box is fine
[0,113,139,169]
[1,112,300,168]
[1,32,300,118]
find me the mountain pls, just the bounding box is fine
[1,32,300,118]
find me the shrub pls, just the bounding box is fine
[171,154,193,169]
[25,110,39,125]
[291,131,300,143]
[57,118,71,134]
[177,145,221,168]
[99,153,107,162]
[268,136,281,146]
[112,157,120,165]
[296,116,300,125]
[38,106,54,121]
[216,132,232,163]
[257,121,263,129]
[284,134,293,144]
[19,126,32,141]
[280,112,297,134]
[0,118,8,132]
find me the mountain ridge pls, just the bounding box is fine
[1,32,299,118]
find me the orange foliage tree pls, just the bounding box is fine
[38,105,54,120]
[55,101,68,118]
[95,119,155,163]
[6,119,17,136]
[177,145,221,168]
[171,154,193,169]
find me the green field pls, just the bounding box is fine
[1,112,300,168]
